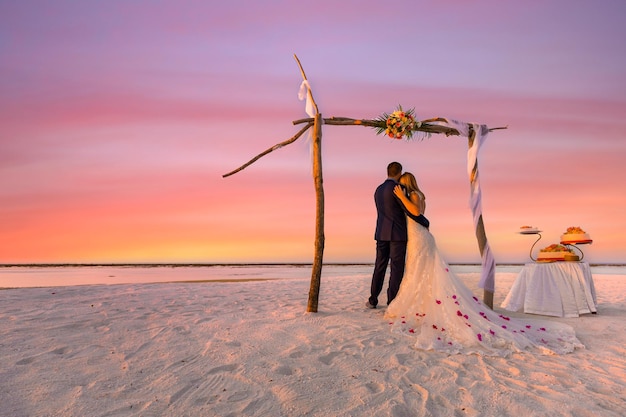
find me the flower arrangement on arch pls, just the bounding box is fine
[375,106,420,140]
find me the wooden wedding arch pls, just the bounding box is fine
[223,55,507,312]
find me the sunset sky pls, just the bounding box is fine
[1,0,625,265]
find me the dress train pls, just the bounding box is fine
[384,218,584,356]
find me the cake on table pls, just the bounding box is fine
[519,225,539,234]
[560,226,592,244]
[537,244,574,261]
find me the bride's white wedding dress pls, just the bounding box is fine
[384,215,584,356]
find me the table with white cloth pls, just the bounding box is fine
[501,261,597,317]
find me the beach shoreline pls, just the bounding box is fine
[2,263,624,290]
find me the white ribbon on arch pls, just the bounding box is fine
[298,80,315,118]
[297,80,316,161]
[442,120,496,292]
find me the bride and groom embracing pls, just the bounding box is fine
[365,162,583,356]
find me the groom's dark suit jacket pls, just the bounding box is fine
[374,179,407,241]
[374,179,430,242]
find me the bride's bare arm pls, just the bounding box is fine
[393,185,421,216]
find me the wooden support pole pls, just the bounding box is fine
[293,54,325,313]
[477,216,494,309]
[307,112,324,312]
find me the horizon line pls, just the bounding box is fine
[2,262,625,268]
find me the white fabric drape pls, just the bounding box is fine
[298,80,315,117]
[439,120,495,292]
[297,80,316,164]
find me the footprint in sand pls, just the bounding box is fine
[318,351,341,365]
[272,364,294,376]
[288,349,304,359]
[16,357,36,365]
[207,363,238,374]
[366,381,384,394]
[50,347,69,355]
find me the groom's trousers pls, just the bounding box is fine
[370,240,407,306]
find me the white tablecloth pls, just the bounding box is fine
[501,262,597,317]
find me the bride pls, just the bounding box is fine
[384,172,583,356]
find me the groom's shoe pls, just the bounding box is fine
[365,301,376,309]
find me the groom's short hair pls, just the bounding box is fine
[387,162,402,177]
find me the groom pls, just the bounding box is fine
[366,162,429,309]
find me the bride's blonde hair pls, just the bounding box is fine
[399,172,425,200]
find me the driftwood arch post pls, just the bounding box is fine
[309,112,324,312]
[223,54,506,312]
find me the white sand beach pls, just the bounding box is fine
[1,271,625,417]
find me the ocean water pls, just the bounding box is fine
[0,263,624,289]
